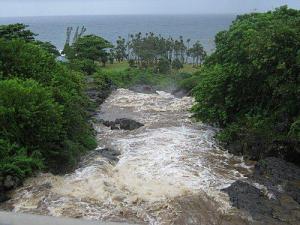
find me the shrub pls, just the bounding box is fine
[0,79,64,163]
[172,58,184,70]
[192,6,300,163]
[0,38,97,173]
[156,57,171,73]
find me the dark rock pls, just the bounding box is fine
[4,176,15,189]
[0,183,7,203]
[254,157,300,183]
[225,132,300,166]
[115,118,144,130]
[171,89,189,98]
[0,191,9,203]
[101,118,144,131]
[97,148,121,162]
[223,157,300,224]
[286,181,300,204]
[223,181,272,215]
[110,124,120,130]
[103,120,113,127]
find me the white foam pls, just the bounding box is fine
[7,89,253,224]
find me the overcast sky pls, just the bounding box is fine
[0,0,300,17]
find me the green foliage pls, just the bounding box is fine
[289,118,300,140]
[0,139,43,179]
[114,36,127,62]
[187,41,206,66]
[71,35,113,62]
[0,79,64,153]
[0,26,98,185]
[95,67,181,90]
[127,32,205,71]
[0,23,59,57]
[68,59,97,75]
[157,57,171,73]
[0,39,57,83]
[192,6,300,162]
[35,41,60,56]
[0,23,36,41]
[178,72,200,92]
[128,59,136,68]
[0,79,61,179]
[172,58,184,70]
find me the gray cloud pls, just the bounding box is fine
[0,0,300,17]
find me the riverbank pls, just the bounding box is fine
[1,87,299,225]
[224,157,300,225]
[0,88,251,224]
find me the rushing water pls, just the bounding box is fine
[2,89,254,225]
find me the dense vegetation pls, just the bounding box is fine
[0,24,97,194]
[1,5,299,200]
[0,24,195,195]
[63,28,206,73]
[63,29,198,92]
[191,6,300,164]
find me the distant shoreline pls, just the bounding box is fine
[0,13,238,19]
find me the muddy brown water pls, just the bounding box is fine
[1,89,256,225]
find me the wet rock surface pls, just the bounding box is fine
[97,148,121,162]
[223,157,300,225]
[171,88,190,98]
[101,118,144,130]
[226,133,300,166]
[0,173,22,203]
[2,89,299,225]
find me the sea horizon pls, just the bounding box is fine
[0,14,236,51]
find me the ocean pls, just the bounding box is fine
[0,15,236,52]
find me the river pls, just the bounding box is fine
[1,89,254,224]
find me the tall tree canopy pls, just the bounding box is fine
[192,6,300,164]
[0,27,97,187]
[0,23,36,41]
[71,34,113,62]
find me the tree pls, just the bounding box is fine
[0,23,59,57]
[109,49,115,64]
[0,79,64,166]
[71,35,113,62]
[127,32,196,71]
[0,37,97,172]
[172,58,184,70]
[0,23,36,41]
[0,39,58,83]
[115,36,127,62]
[192,6,300,164]
[157,57,171,73]
[35,41,60,56]
[188,41,206,66]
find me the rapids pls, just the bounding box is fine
[1,89,254,225]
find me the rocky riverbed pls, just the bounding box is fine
[1,88,299,225]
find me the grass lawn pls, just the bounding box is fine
[101,61,129,72]
[179,64,200,74]
[102,62,199,74]
[94,61,199,91]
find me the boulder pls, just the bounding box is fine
[101,118,144,131]
[4,175,16,189]
[115,118,144,130]
[171,88,189,98]
[97,148,121,162]
[223,158,300,224]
